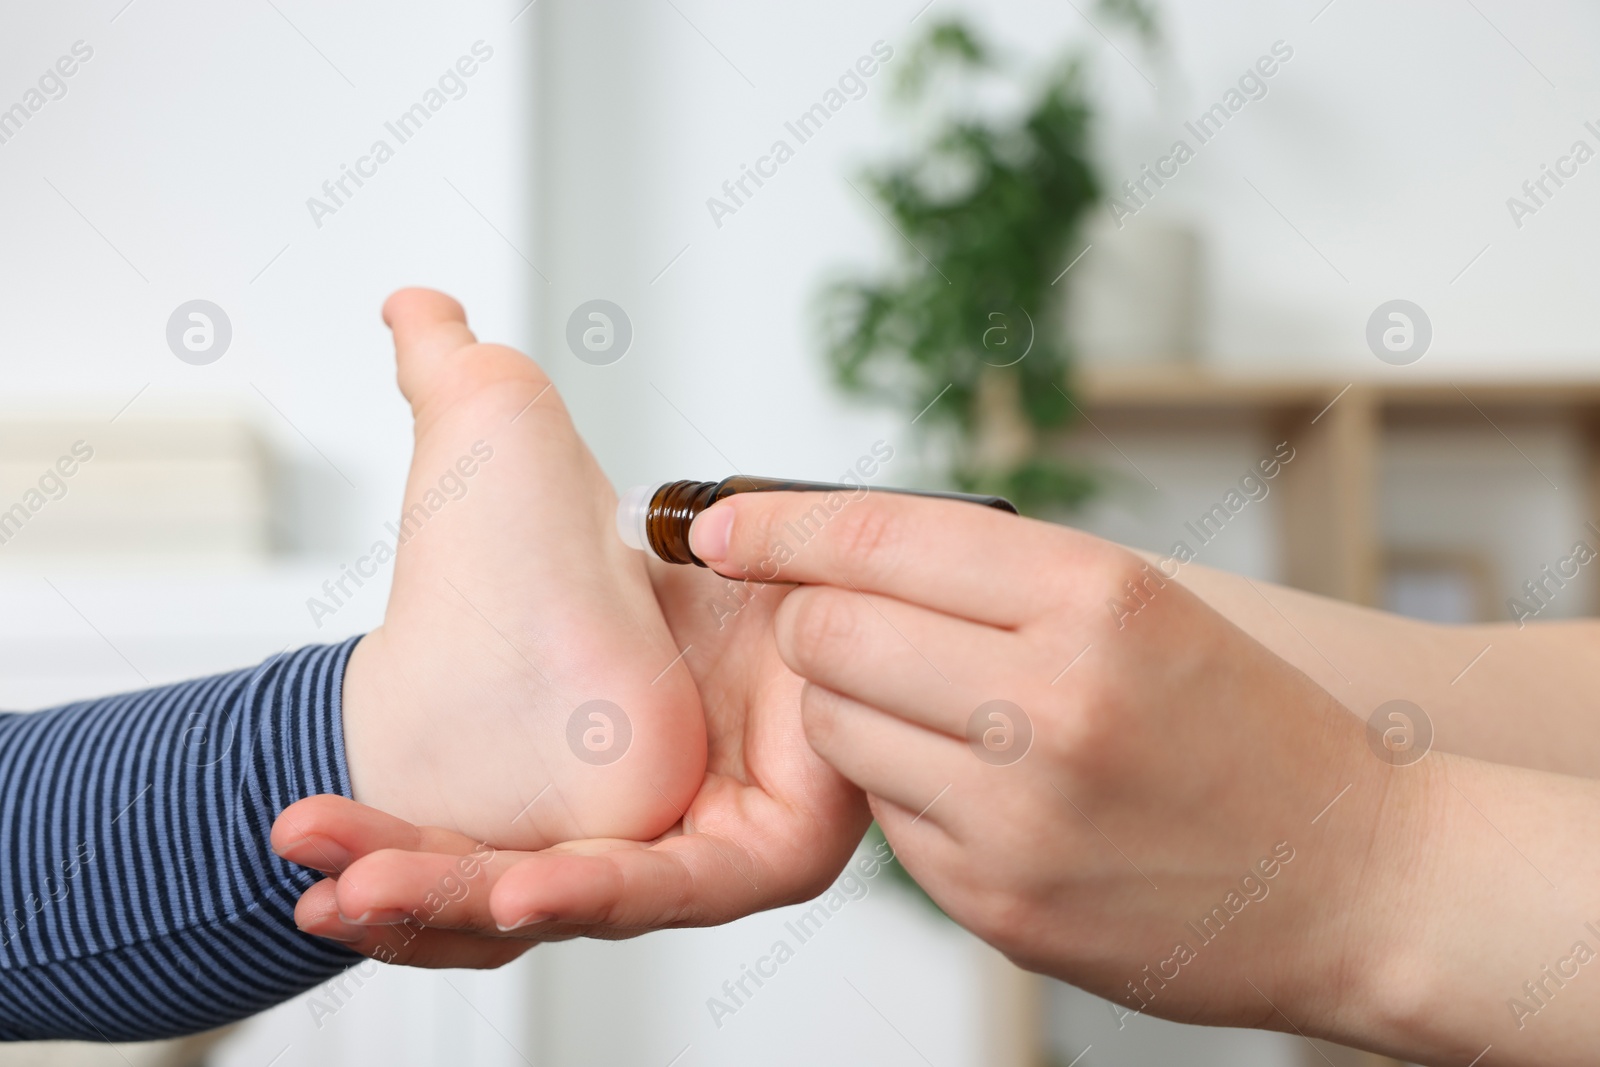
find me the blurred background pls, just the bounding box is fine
[4,0,1599,1064]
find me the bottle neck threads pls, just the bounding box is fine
[643,480,720,566]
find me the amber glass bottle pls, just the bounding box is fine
[617,476,1017,566]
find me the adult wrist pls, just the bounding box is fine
[1303,752,1554,1064]
[1275,738,1450,1056]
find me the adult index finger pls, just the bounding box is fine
[687,489,1079,629]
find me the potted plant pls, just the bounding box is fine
[816,6,1158,517]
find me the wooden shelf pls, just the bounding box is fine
[1077,366,1600,411]
[1070,368,1600,609]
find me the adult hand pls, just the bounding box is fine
[679,490,1425,1044]
[274,542,870,966]
[680,490,1600,1065]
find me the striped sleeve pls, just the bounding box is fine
[0,639,363,1042]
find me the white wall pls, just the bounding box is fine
[1,0,538,554]
[1080,0,1600,368]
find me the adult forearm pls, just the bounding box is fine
[1149,555,1600,777]
[0,641,361,1041]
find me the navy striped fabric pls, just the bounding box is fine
[0,639,361,1041]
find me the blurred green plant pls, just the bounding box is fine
[816,6,1156,515]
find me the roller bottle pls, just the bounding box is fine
[617,476,1016,566]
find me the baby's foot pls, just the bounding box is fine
[334,290,705,852]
